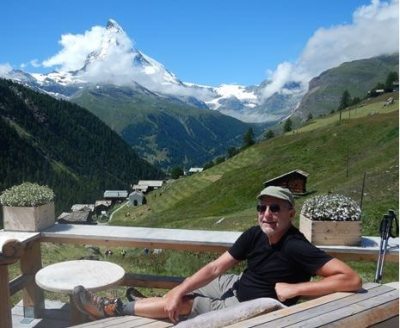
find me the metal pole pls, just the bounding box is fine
[374,211,398,283]
[360,172,367,210]
[374,215,389,283]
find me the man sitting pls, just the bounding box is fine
[73,186,362,323]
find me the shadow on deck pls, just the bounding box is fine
[12,300,69,328]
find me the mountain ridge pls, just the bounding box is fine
[1,19,297,124]
[72,84,262,168]
[293,53,399,121]
[3,53,397,169]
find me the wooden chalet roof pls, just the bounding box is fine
[132,184,149,192]
[103,190,129,198]
[189,167,204,173]
[57,211,92,224]
[94,200,112,208]
[264,169,309,185]
[137,180,164,187]
[71,204,94,212]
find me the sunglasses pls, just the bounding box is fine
[256,204,281,213]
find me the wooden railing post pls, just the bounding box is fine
[0,264,12,328]
[20,241,44,319]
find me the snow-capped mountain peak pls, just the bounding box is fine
[66,19,183,89]
[106,19,124,33]
[208,84,259,109]
[0,19,301,123]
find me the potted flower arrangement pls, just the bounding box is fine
[299,194,362,246]
[0,182,55,232]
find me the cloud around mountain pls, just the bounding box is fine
[40,20,214,101]
[36,1,398,105]
[42,21,136,84]
[0,1,397,124]
[261,0,399,100]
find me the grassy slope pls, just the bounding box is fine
[110,96,399,284]
[108,97,399,285]
[112,97,399,237]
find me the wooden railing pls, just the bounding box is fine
[0,223,399,328]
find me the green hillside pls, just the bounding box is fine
[293,53,398,121]
[112,96,399,237]
[72,85,259,169]
[0,79,163,219]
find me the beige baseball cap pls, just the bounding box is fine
[257,186,295,206]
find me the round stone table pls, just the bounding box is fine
[35,260,125,323]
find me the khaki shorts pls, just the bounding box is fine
[190,274,240,317]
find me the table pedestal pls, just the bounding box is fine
[69,295,89,324]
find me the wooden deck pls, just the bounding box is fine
[1,224,399,328]
[66,282,399,328]
[224,282,399,328]
[10,282,399,328]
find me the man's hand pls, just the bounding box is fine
[275,282,297,302]
[161,251,238,322]
[163,289,184,323]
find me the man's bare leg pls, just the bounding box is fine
[72,285,193,321]
[133,295,194,319]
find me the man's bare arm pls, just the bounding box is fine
[164,251,239,322]
[275,258,362,302]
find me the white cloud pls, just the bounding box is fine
[0,63,12,77]
[39,21,209,94]
[261,0,399,99]
[262,62,305,99]
[42,26,108,72]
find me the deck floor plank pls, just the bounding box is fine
[224,283,380,328]
[9,282,399,328]
[246,285,396,328]
[299,290,399,328]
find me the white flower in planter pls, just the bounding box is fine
[1,182,56,232]
[0,182,55,207]
[301,194,361,221]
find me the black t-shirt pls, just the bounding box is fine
[228,225,333,306]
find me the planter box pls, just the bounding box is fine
[299,214,361,246]
[3,202,55,232]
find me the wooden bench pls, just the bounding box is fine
[225,282,399,327]
[69,282,399,328]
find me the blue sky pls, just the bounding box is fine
[0,0,398,86]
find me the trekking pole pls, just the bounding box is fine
[374,210,399,283]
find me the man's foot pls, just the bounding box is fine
[126,287,146,302]
[72,285,123,319]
